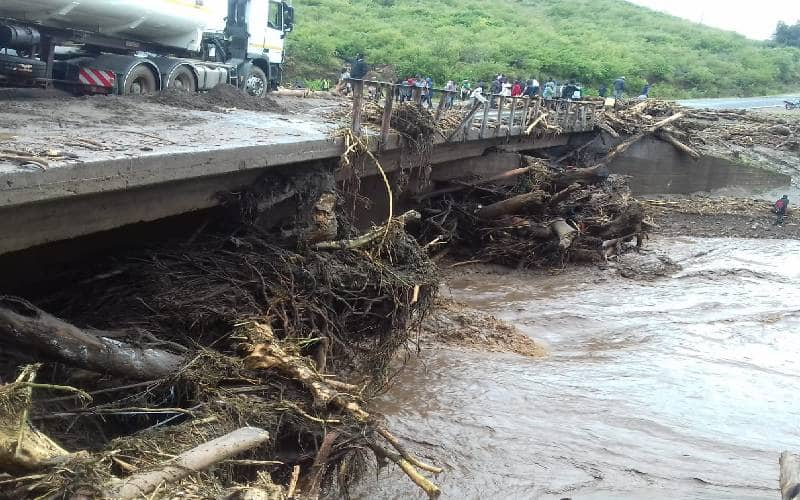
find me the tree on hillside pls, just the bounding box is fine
[773,21,800,48]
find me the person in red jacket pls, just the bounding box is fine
[774,194,789,225]
[511,80,523,97]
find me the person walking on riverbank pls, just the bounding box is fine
[775,194,790,225]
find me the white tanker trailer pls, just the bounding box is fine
[0,0,294,97]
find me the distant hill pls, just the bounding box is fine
[286,0,800,98]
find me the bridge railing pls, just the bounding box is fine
[346,79,604,145]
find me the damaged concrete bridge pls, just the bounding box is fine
[0,85,602,258]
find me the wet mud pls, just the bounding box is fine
[360,237,800,499]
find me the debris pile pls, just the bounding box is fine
[145,84,285,113]
[417,156,648,268]
[0,188,443,498]
[596,99,800,165]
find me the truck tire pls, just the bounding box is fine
[244,66,268,98]
[168,65,197,92]
[0,54,46,80]
[123,64,157,95]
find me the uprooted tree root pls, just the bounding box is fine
[0,213,443,498]
[418,156,649,268]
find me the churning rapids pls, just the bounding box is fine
[359,237,800,499]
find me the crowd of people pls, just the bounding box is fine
[332,54,653,109]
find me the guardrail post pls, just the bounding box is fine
[494,96,505,137]
[434,91,448,122]
[380,83,393,149]
[509,97,518,136]
[351,79,364,136]
[520,97,530,132]
[480,101,490,139]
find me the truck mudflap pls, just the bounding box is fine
[77,67,116,92]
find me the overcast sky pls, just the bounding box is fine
[628,0,800,40]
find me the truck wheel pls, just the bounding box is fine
[123,65,157,95]
[168,66,197,92]
[0,54,47,80]
[244,66,268,98]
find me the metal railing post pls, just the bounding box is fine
[509,97,518,136]
[495,96,505,137]
[480,102,490,139]
[380,83,394,149]
[434,91,448,122]
[351,79,364,136]
[520,97,530,132]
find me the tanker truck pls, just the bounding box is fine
[0,0,294,97]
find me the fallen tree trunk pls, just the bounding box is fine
[604,132,645,162]
[780,451,800,500]
[552,164,609,189]
[108,427,271,499]
[313,210,420,250]
[550,219,578,249]
[596,204,644,239]
[0,297,184,380]
[657,131,700,159]
[415,165,538,201]
[477,191,546,219]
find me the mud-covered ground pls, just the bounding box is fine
[0,87,348,172]
[645,196,800,239]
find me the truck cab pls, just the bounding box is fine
[0,0,294,97]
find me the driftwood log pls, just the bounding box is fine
[780,451,800,500]
[108,427,271,499]
[656,130,700,159]
[415,164,539,201]
[550,219,578,249]
[0,297,184,380]
[552,164,609,189]
[313,210,420,250]
[477,191,546,219]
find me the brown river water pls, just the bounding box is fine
[358,237,800,499]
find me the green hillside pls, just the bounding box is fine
[286,0,800,98]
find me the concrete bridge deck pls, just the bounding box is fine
[0,89,601,256]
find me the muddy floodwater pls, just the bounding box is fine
[359,237,800,499]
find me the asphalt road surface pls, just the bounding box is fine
[678,95,798,110]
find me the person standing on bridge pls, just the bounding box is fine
[445,80,457,108]
[470,82,487,106]
[335,67,351,96]
[638,82,652,100]
[350,53,368,81]
[490,76,503,108]
[511,80,523,97]
[460,79,471,101]
[426,77,434,108]
[613,76,626,99]
[543,79,556,100]
[599,83,608,98]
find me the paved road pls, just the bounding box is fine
[678,95,798,110]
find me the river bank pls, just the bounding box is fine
[644,195,800,239]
